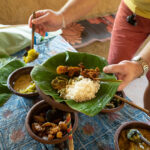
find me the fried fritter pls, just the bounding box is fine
[56,65,68,74]
[80,67,100,80]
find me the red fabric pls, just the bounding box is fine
[108,0,150,80]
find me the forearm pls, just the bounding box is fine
[58,0,98,25]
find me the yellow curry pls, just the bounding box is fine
[119,128,150,150]
[13,74,36,94]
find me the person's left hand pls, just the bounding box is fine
[103,60,144,91]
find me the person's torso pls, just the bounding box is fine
[124,0,150,19]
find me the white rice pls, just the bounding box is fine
[59,76,100,102]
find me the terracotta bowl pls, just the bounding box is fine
[7,66,39,98]
[36,86,77,112]
[100,91,125,113]
[114,121,150,150]
[25,100,78,144]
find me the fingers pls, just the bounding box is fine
[28,10,48,28]
[103,61,132,91]
[28,15,33,28]
[32,12,49,24]
[103,64,124,74]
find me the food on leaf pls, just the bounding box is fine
[56,64,100,80]
[52,64,100,102]
[31,51,121,116]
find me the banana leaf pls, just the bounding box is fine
[31,51,121,116]
[0,57,25,106]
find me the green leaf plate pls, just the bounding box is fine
[31,51,120,116]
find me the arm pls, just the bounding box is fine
[28,0,98,36]
[138,40,150,67]
[59,0,99,25]
[103,40,150,91]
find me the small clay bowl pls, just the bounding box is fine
[114,121,150,150]
[101,91,125,113]
[36,86,77,112]
[7,66,39,98]
[25,100,78,144]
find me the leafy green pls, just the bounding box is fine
[0,83,12,106]
[0,57,25,106]
[0,59,25,86]
[31,51,121,116]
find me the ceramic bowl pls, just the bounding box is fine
[25,100,78,144]
[114,121,150,150]
[101,91,125,113]
[7,66,39,98]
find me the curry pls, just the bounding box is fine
[119,128,150,150]
[13,74,36,94]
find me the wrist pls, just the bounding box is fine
[131,56,149,77]
[131,61,144,78]
[57,12,66,29]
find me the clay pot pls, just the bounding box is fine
[7,66,38,98]
[114,121,150,150]
[25,100,78,144]
[101,91,125,113]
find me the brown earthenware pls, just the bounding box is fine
[36,86,77,112]
[7,66,39,98]
[100,91,125,113]
[25,100,78,144]
[114,121,150,150]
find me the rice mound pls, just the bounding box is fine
[61,76,100,102]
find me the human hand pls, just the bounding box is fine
[28,10,63,36]
[103,60,144,91]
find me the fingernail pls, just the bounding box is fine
[103,67,108,72]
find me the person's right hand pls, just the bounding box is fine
[28,9,63,36]
[103,60,144,91]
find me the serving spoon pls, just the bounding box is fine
[23,11,37,58]
[127,129,150,146]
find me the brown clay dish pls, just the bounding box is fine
[114,121,150,150]
[25,100,78,144]
[101,91,125,113]
[7,66,39,98]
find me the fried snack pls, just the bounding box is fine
[49,126,60,135]
[56,131,63,138]
[56,65,68,74]
[56,64,100,79]
[48,134,54,140]
[42,122,57,127]
[59,121,67,131]
[32,123,45,132]
[32,112,68,141]
[80,67,100,80]
[68,66,80,77]
[56,65,81,77]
